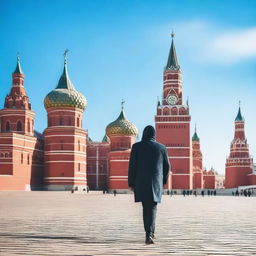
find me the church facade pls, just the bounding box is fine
[1,36,253,191]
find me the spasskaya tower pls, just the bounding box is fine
[155,33,192,189]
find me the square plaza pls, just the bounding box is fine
[0,192,255,255]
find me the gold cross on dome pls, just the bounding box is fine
[171,30,175,38]
[121,99,125,110]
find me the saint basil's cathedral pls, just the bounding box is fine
[0,35,256,191]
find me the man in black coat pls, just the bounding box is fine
[128,125,170,244]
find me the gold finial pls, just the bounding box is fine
[171,30,175,38]
[239,100,241,107]
[64,49,69,64]
[121,99,125,110]
[195,123,197,133]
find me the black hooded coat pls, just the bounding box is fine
[128,126,170,203]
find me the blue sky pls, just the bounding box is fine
[1,0,256,174]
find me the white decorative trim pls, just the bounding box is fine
[0,136,37,143]
[0,144,40,151]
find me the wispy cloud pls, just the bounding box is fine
[209,28,256,63]
[171,21,256,64]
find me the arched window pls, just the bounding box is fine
[60,117,63,126]
[78,140,80,151]
[77,117,80,127]
[68,117,71,126]
[5,153,8,158]
[17,121,22,131]
[78,163,80,171]
[21,153,23,164]
[27,154,30,165]
[6,121,10,132]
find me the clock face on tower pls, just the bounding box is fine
[166,94,178,105]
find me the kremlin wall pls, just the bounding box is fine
[1,36,256,191]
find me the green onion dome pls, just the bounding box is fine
[44,57,87,110]
[106,108,138,137]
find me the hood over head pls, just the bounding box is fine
[142,125,156,141]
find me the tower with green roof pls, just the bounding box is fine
[106,102,138,192]
[225,104,253,188]
[43,51,88,191]
[155,32,192,190]
[192,126,203,189]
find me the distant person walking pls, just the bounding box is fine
[128,125,170,245]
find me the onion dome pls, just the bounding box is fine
[106,105,138,137]
[192,126,200,142]
[44,50,87,110]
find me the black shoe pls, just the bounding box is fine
[152,234,156,240]
[145,236,154,245]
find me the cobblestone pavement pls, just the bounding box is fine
[0,192,255,256]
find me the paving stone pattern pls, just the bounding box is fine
[0,192,255,255]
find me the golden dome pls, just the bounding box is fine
[44,53,87,110]
[44,88,87,110]
[106,109,138,137]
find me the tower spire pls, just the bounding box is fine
[235,101,244,121]
[192,124,200,141]
[56,49,74,90]
[14,52,23,74]
[165,31,180,71]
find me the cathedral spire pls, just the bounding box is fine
[165,31,180,71]
[235,102,244,122]
[56,49,74,90]
[13,53,23,74]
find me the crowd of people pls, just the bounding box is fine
[232,189,255,197]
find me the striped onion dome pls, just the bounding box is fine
[44,54,87,110]
[106,108,138,137]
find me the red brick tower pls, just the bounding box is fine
[43,51,87,190]
[192,127,203,189]
[106,103,138,192]
[0,55,44,190]
[225,105,253,188]
[155,33,192,189]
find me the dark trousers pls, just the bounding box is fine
[142,201,157,237]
